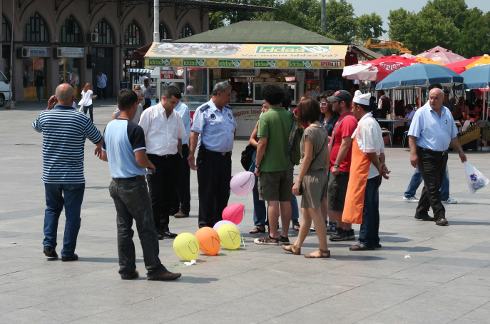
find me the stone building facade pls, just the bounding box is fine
[0,0,210,101]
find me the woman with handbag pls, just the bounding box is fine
[283,98,330,258]
[78,83,96,122]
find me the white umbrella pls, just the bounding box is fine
[342,63,378,81]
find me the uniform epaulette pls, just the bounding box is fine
[199,104,210,112]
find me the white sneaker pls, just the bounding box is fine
[403,196,419,202]
[443,197,458,204]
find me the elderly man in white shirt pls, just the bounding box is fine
[342,91,390,251]
[139,86,184,239]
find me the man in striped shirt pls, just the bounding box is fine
[32,83,102,261]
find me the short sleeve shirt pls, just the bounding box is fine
[102,119,147,178]
[329,112,358,172]
[352,112,385,179]
[257,107,293,172]
[408,103,458,152]
[191,100,236,153]
[301,123,329,172]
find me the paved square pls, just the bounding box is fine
[1,102,489,324]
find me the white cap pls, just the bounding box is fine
[353,92,371,106]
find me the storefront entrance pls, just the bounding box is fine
[92,47,113,97]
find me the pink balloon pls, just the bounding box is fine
[222,203,245,225]
[230,171,255,196]
[213,220,234,231]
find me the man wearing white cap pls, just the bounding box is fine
[342,92,390,251]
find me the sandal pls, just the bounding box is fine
[249,225,266,234]
[304,249,330,259]
[282,244,301,255]
[254,235,279,245]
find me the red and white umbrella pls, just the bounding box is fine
[342,55,419,81]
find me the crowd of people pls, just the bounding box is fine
[31,80,468,280]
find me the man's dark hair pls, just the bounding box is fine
[298,98,321,123]
[281,95,292,110]
[355,102,371,112]
[319,91,332,100]
[262,84,285,106]
[164,85,181,99]
[117,89,138,111]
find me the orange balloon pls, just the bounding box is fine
[195,227,221,256]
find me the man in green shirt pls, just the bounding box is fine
[254,85,293,245]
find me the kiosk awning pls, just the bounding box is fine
[144,42,348,69]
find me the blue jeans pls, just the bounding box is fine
[43,183,85,257]
[404,167,450,201]
[359,176,381,247]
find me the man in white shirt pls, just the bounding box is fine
[96,72,107,99]
[173,93,191,218]
[343,92,390,251]
[139,86,184,239]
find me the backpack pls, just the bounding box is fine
[288,117,303,165]
[240,144,256,171]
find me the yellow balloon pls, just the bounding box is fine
[217,224,241,250]
[173,233,199,261]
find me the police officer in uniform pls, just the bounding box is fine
[188,81,236,228]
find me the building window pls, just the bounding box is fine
[179,23,194,38]
[2,15,11,42]
[93,19,113,45]
[60,16,82,44]
[24,12,50,43]
[159,23,172,41]
[124,21,143,46]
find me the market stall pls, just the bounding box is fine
[144,42,348,136]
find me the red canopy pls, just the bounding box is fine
[446,55,490,73]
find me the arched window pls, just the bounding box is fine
[60,16,82,44]
[93,19,113,45]
[179,23,194,38]
[124,21,143,46]
[2,15,11,42]
[24,12,49,43]
[159,23,171,41]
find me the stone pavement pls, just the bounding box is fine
[1,101,490,324]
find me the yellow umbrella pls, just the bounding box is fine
[414,57,441,65]
[467,54,490,69]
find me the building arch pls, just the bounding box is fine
[24,12,50,43]
[59,15,83,44]
[92,18,114,45]
[2,15,12,42]
[179,23,194,39]
[159,22,172,41]
[124,20,144,46]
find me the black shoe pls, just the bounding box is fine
[157,233,164,240]
[279,236,290,245]
[161,231,178,239]
[147,270,182,281]
[414,214,434,221]
[329,229,356,242]
[349,243,375,251]
[326,222,337,234]
[292,221,300,231]
[120,271,139,280]
[61,254,78,262]
[435,217,449,226]
[374,243,382,249]
[43,246,58,260]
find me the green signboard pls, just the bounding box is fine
[148,58,169,66]
[183,59,205,67]
[254,60,276,68]
[218,59,241,68]
[288,60,312,68]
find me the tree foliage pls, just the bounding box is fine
[355,13,385,43]
[389,0,489,57]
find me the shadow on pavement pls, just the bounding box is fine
[179,276,219,284]
[448,220,490,226]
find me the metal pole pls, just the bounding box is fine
[9,0,15,109]
[321,0,327,33]
[153,0,160,42]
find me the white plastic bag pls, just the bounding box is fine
[464,162,489,193]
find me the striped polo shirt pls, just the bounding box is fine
[32,105,102,184]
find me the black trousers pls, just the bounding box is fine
[177,144,191,214]
[147,154,179,232]
[109,176,165,275]
[416,147,448,220]
[83,104,93,122]
[197,148,232,227]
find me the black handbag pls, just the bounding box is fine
[240,144,256,171]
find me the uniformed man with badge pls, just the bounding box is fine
[188,81,236,228]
